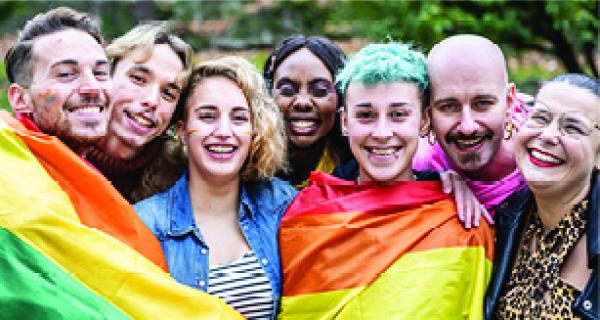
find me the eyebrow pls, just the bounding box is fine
[50,59,109,69]
[194,105,217,113]
[275,77,298,86]
[308,77,333,85]
[432,97,457,106]
[129,65,151,75]
[473,95,498,101]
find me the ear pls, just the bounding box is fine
[8,83,33,114]
[420,106,432,137]
[505,83,516,120]
[340,106,348,136]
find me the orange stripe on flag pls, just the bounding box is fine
[0,111,168,271]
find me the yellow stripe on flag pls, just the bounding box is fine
[279,247,491,320]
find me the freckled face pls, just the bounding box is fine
[342,82,426,183]
[28,29,112,143]
[273,48,337,148]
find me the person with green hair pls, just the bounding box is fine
[276,42,494,319]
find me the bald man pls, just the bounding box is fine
[414,34,526,215]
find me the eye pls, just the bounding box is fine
[278,83,298,97]
[309,81,333,98]
[129,73,146,85]
[437,102,460,113]
[198,112,216,121]
[530,112,551,125]
[161,87,179,102]
[563,124,587,135]
[473,99,494,110]
[390,109,410,121]
[355,110,375,120]
[57,71,77,81]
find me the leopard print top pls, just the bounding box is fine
[496,198,589,319]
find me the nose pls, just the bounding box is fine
[78,69,102,96]
[213,115,232,138]
[372,116,393,139]
[140,84,160,110]
[538,119,561,145]
[457,107,478,135]
[292,92,313,112]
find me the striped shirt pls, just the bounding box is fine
[208,251,274,319]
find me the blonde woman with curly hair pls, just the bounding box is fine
[134,56,296,319]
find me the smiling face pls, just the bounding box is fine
[182,76,253,182]
[273,48,337,148]
[27,29,112,143]
[516,82,600,193]
[429,64,511,174]
[105,44,184,157]
[342,82,426,183]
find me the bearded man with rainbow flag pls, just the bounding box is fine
[1,7,241,319]
[277,42,494,319]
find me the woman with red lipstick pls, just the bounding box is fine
[134,56,296,319]
[485,74,600,319]
[264,35,352,188]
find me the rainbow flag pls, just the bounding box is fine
[278,172,494,319]
[0,111,243,319]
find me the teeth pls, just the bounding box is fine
[133,115,153,128]
[457,138,483,147]
[76,106,102,113]
[531,149,562,165]
[370,148,395,155]
[291,120,315,128]
[208,146,234,153]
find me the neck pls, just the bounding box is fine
[465,138,516,181]
[97,134,141,160]
[533,179,591,231]
[289,139,327,183]
[188,168,241,220]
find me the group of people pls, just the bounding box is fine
[2,6,598,320]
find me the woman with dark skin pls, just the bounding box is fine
[485,74,599,319]
[264,35,352,188]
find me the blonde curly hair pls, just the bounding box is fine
[178,56,288,182]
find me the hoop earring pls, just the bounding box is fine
[503,122,514,140]
[427,131,437,146]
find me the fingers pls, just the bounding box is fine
[482,207,494,225]
[463,186,472,229]
[440,171,452,194]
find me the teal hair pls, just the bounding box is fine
[336,42,428,101]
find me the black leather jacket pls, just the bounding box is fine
[484,171,599,319]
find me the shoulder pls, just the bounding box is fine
[245,178,298,215]
[133,186,171,233]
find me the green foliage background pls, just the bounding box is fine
[0,0,597,112]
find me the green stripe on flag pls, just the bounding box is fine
[0,227,130,319]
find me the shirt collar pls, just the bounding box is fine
[167,172,197,236]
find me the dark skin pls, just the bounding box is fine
[287,137,327,186]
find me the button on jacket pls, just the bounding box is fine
[134,172,298,318]
[485,171,599,320]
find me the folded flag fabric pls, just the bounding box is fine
[278,172,494,320]
[0,112,243,319]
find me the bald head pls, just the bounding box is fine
[428,35,508,92]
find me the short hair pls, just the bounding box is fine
[106,23,192,80]
[177,56,287,182]
[5,7,104,86]
[336,42,429,108]
[544,73,600,99]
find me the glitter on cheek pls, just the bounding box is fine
[38,89,58,104]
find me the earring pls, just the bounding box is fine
[503,122,514,140]
[427,131,437,146]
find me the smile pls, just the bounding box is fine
[528,148,565,167]
[453,136,486,151]
[67,105,105,114]
[125,110,156,129]
[289,119,320,135]
[364,146,401,160]
[207,145,236,153]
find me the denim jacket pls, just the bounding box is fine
[134,172,298,318]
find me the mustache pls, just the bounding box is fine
[445,130,493,143]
